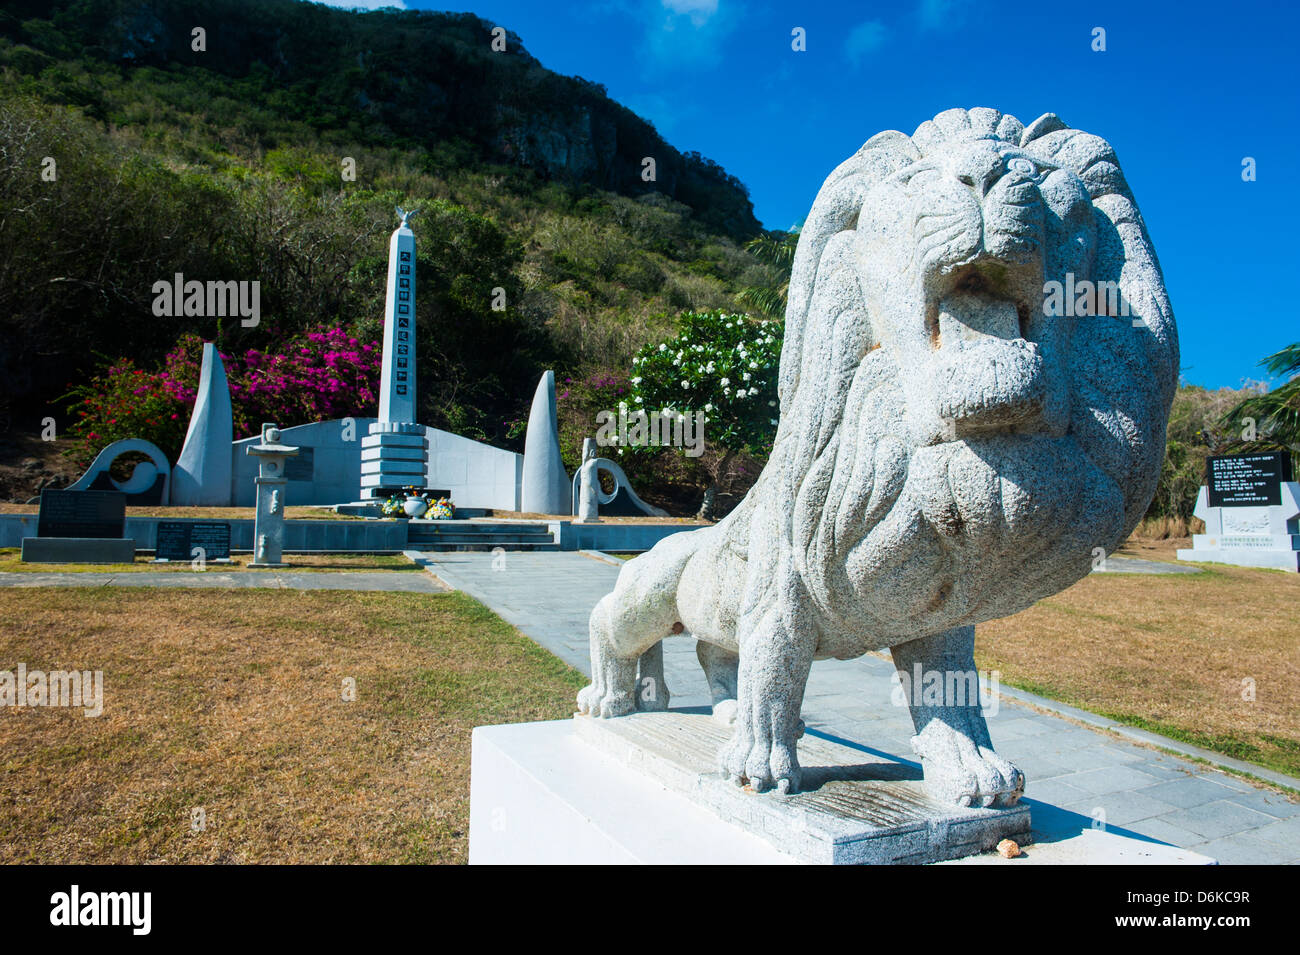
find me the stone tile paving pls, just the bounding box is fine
[1094,555,1201,575]
[422,550,1300,864]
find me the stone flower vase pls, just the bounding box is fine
[403,496,429,518]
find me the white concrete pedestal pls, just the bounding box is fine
[469,720,796,864]
[469,718,1216,865]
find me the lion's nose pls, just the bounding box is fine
[952,147,1006,197]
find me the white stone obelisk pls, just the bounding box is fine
[360,208,429,500]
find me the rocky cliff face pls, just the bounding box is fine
[3,0,758,238]
[497,106,618,188]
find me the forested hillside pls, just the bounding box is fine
[0,0,776,456]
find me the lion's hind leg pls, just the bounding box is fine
[576,599,676,718]
[577,592,640,718]
[577,541,696,719]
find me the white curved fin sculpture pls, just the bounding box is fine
[171,342,234,506]
[521,370,570,514]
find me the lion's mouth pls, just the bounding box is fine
[924,262,1049,436]
[924,262,1036,346]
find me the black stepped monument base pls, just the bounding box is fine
[22,537,135,563]
[23,488,134,563]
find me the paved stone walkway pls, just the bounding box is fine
[423,550,1300,864]
[0,570,447,592]
[1094,555,1201,575]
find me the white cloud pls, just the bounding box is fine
[642,0,732,69]
[918,0,967,31]
[660,0,718,26]
[844,20,888,67]
[306,0,408,11]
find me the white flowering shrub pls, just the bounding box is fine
[628,310,783,458]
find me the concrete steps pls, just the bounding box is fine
[406,521,559,552]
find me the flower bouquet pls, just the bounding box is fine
[380,488,454,520]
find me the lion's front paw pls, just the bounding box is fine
[911,721,1025,808]
[576,683,635,719]
[721,729,801,795]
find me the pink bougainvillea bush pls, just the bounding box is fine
[65,329,382,468]
[161,330,382,437]
[554,369,634,475]
[62,361,191,469]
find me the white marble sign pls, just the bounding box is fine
[1178,479,1300,572]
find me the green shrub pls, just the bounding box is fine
[628,310,782,459]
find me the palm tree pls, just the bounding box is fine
[735,229,799,320]
[1221,342,1300,466]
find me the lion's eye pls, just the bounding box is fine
[1007,157,1037,178]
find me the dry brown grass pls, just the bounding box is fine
[1115,537,1189,563]
[0,588,585,863]
[1131,515,1205,540]
[0,549,417,573]
[976,561,1300,778]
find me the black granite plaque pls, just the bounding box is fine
[36,489,126,538]
[1207,452,1293,508]
[155,521,190,560]
[190,522,231,559]
[284,447,314,482]
[155,521,231,560]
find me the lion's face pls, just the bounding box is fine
[854,136,1097,447]
[779,108,1179,646]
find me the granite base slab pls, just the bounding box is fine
[574,710,1031,865]
[21,537,135,564]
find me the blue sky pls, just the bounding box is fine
[315,0,1299,391]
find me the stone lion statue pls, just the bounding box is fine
[577,107,1178,806]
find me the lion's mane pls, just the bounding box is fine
[741,108,1178,652]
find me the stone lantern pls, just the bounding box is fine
[246,422,299,568]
